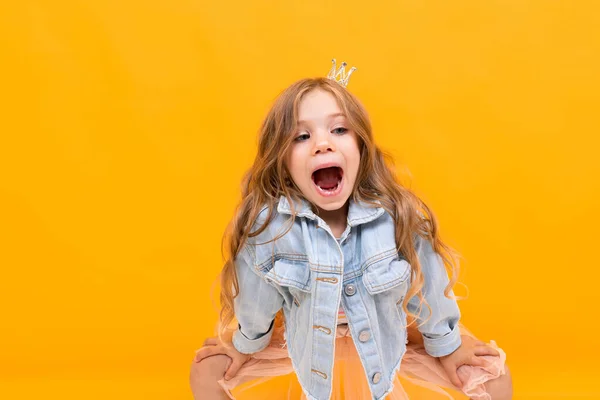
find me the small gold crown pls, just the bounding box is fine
[327,58,357,88]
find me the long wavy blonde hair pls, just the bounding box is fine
[215,77,461,342]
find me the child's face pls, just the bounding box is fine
[285,88,361,213]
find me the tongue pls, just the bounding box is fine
[313,167,340,190]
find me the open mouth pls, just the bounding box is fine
[311,166,344,196]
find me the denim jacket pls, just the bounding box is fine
[232,195,462,400]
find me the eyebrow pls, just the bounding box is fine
[297,112,346,125]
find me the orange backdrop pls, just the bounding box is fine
[1,0,599,399]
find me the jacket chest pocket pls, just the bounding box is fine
[362,255,411,313]
[264,257,312,308]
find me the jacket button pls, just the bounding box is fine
[372,372,381,384]
[344,284,356,296]
[358,330,371,342]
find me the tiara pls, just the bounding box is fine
[326,58,357,88]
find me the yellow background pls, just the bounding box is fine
[1,0,599,398]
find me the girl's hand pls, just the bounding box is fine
[194,336,252,381]
[438,334,500,388]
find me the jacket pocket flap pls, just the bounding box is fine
[264,257,311,293]
[362,258,411,294]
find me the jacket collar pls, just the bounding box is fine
[276,194,385,227]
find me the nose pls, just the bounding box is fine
[312,132,336,155]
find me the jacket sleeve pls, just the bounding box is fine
[407,235,462,357]
[231,242,284,355]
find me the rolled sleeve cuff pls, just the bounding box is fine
[232,320,275,355]
[422,324,462,358]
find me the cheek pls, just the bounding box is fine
[286,149,305,179]
[342,142,361,170]
[342,134,360,154]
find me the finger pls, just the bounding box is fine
[203,337,218,346]
[224,357,246,381]
[194,346,220,363]
[443,364,463,388]
[469,355,490,368]
[474,345,500,357]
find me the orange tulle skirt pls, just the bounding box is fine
[217,321,507,400]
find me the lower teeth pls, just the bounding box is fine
[320,184,338,192]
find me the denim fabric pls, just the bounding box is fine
[232,195,461,400]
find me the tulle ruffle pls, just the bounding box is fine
[217,322,507,399]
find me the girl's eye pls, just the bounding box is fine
[294,128,347,142]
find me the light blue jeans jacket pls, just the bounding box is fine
[232,195,462,400]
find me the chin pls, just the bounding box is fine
[310,193,350,212]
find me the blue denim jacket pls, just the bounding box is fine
[232,195,462,400]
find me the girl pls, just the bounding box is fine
[190,60,513,400]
